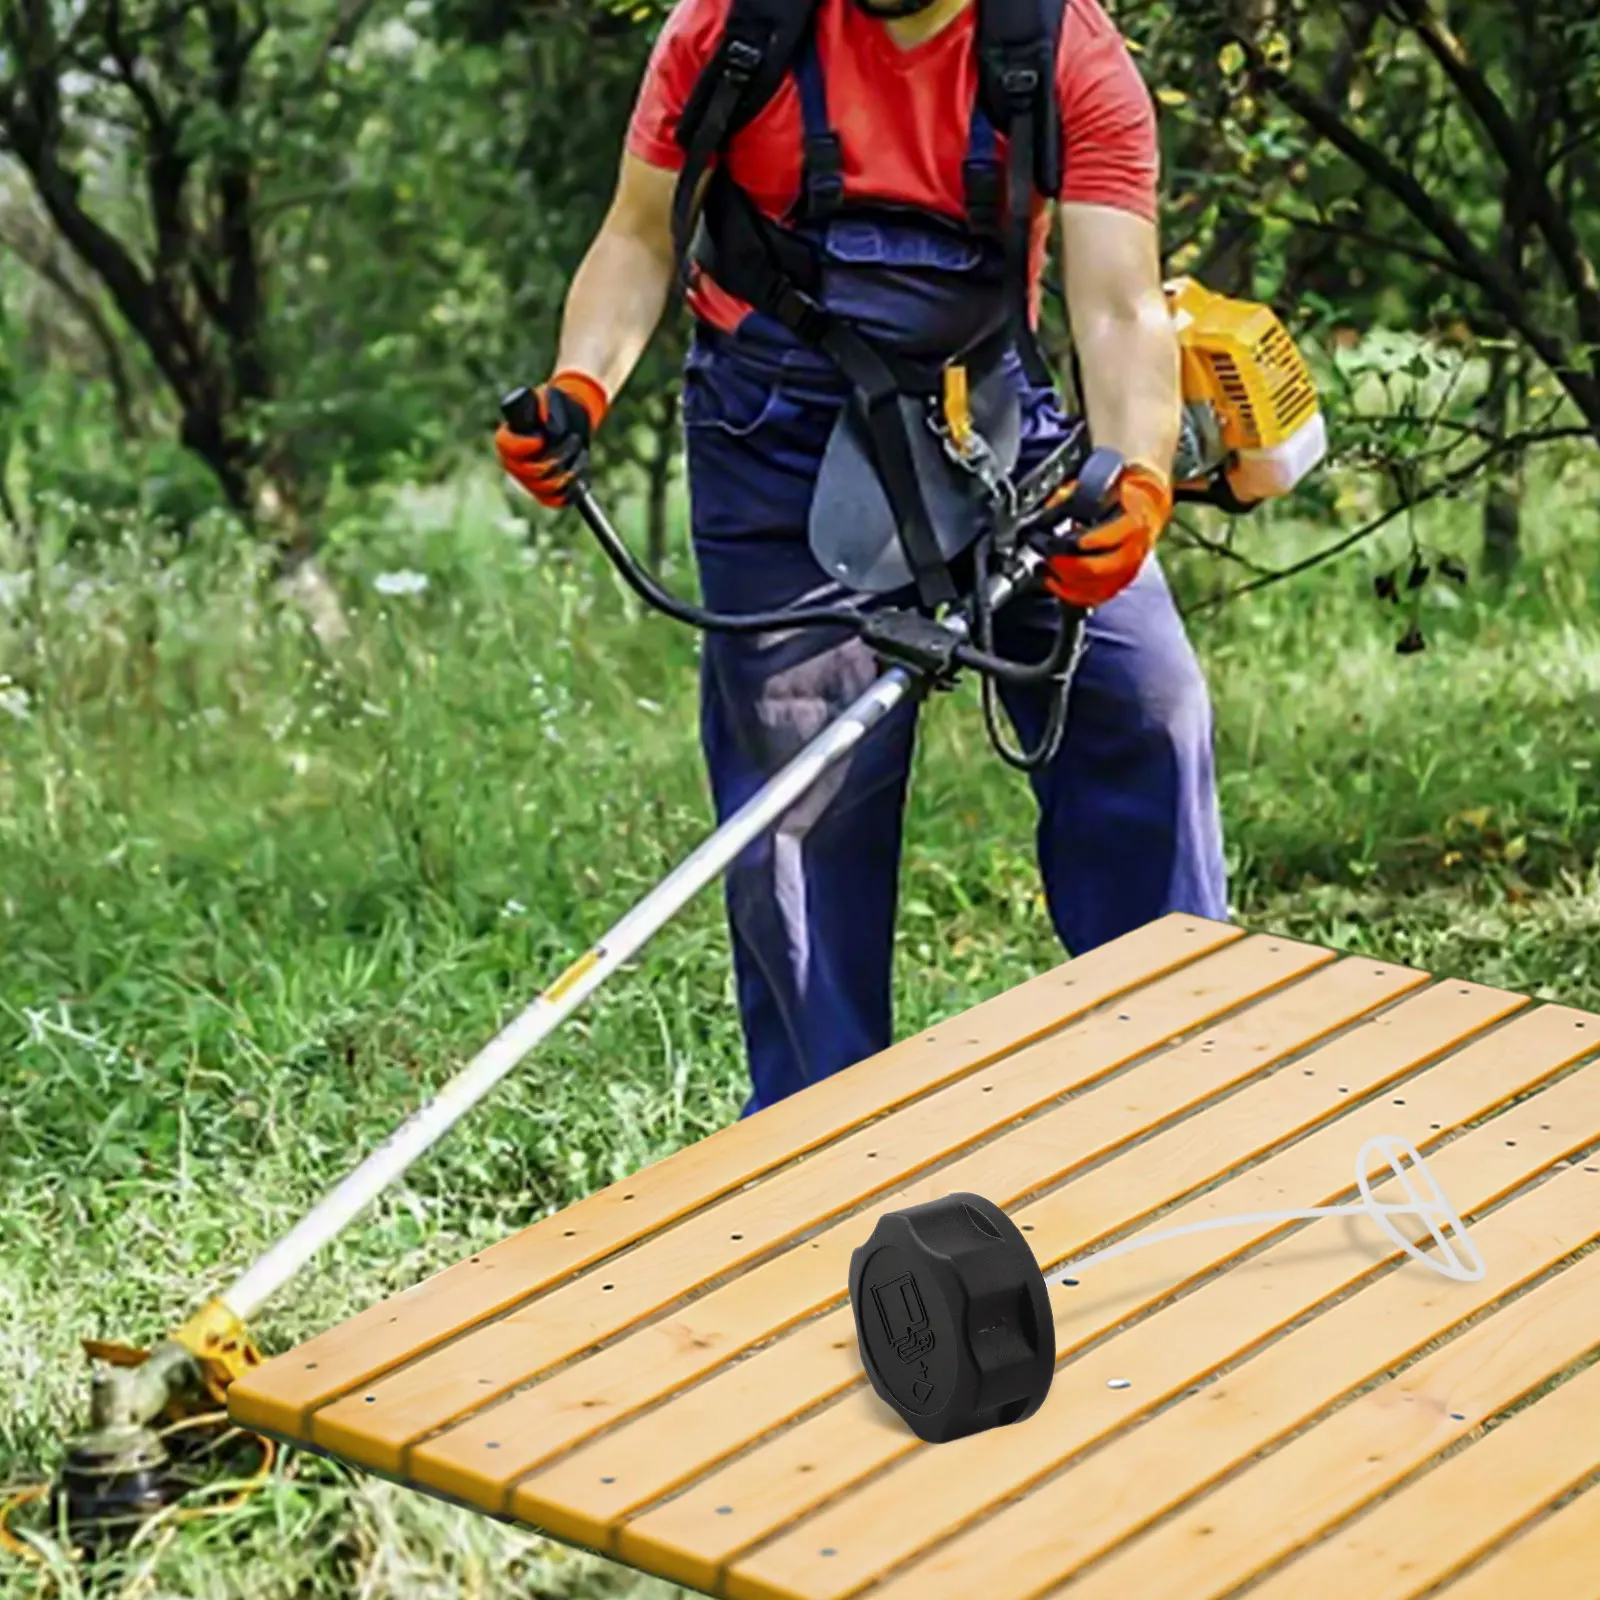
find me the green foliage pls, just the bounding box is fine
[5,0,1597,562]
[1126,0,1600,435]
[0,0,668,528]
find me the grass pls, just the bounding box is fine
[1,455,1597,1597]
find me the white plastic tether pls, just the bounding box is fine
[1045,1134,1486,1289]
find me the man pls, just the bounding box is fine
[496,0,1228,1117]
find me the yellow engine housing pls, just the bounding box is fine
[1166,276,1326,502]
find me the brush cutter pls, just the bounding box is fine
[15,383,1117,1559]
[14,279,1326,1557]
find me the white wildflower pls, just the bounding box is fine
[373,569,429,597]
[0,572,31,612]
[0,678,31,721]
[371,17,419,56]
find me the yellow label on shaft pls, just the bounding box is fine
[543,947,603,1004]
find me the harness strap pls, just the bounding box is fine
[1005,102,1052,387]
[776,295,960,609]
[696,176,961,608]
[670,0,824,279]
[672,0,1075,604]
[793,33,845,221]
[671,35,764,276]
[963,111,1003,239]
[976,0,1067,387]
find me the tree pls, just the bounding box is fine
[0,0,685,565]
[1121,0,1600,580]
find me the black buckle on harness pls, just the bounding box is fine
[963,157,1003,235]
[1001,63,1039,101]
[723,36,764,81]
[861,609,964,684]
[769,283,833,347]
[802,132,845,217]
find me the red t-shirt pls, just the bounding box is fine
[626,0,1159,332]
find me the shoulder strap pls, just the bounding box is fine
[973,0,1068,386]
[974,0,1066,199]
[671,0,823,277]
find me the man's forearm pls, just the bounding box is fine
[1072,291,1182,485]
[1058,203,1182,484]
[554,225,674,400]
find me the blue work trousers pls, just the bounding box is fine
[682,322,1229,1118]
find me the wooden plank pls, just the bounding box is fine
[843,1069,1600,1600]
[405,949,1426,1511]
[720,1036,1600,1600]
[228,913,1243,1440]
[511,957,1429,1551]
[623,985,1552,1596]
[1436,1484,1600,1600]
[307,934,1327,1475]
[1053,1209,1600,1600]
[1245,1357,1600,1600]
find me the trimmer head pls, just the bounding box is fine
[40,1304,269,1552]
[52,1416,179,1550]
[49,1352,196,1551]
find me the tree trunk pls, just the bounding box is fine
[1479,348,1523,580]
[0,456,23,540]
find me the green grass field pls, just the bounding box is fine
[2,461,1597,1597]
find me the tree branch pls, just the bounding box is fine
[1272,213,1464,279]
[201,0,268,412]
[1181,425,1572,618]
[1167,517,1279,575]
[101,0,178,146]
[1546,116,1600,176]
[1248,42,1600,430]
[0,221,140,433]
[1389,0,1600,363]
[103,0,196,280]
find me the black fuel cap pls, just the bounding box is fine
[848,1192,1055,1444]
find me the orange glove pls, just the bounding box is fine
[494,371,610,507]
[1041,463,1173,609]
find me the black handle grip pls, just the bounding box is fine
[500,385,542,436]
[1056,446,1125,527]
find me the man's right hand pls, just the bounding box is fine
[494,371,610,507]
[1039,462,1172,610]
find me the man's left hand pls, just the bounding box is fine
[1040,463,1173,609]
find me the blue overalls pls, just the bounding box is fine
[683,39,1230,1118]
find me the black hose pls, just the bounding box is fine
[503,388,1095,683]
[569,486,868,636]
[982,672,1072,773]
[573,481,1092,677]
[501,386,866,638]
[970,537,1080,770]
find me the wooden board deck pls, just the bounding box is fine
[228,913,1600,1599]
